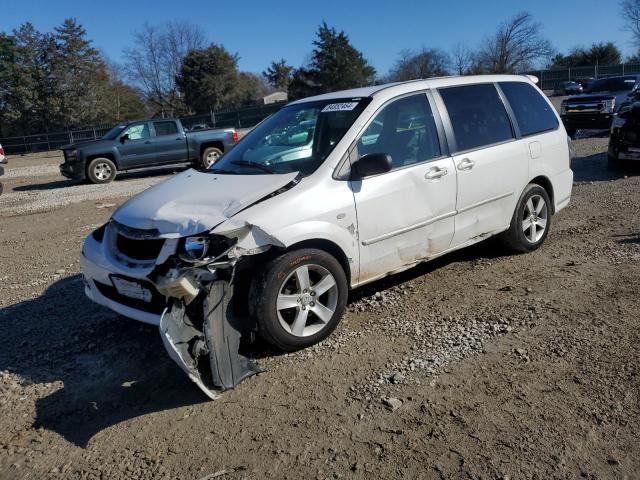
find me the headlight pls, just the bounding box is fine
[67,149,78,158]
[603,99,615,114]
[183,236,210,260]
[560,102,567,115]
[180,232,239,261]
[91,223,107,243]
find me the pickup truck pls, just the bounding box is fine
[560,75,640,137]
[60,119,239,184]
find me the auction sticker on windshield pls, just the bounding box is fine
[322,102,359,113]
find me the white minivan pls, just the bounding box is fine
[82,75,573,355]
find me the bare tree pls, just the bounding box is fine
[124,21,205,116]
[478,11,554,73]
[451,43,473,75]
[621,0,640,47]
[387,47,450,82]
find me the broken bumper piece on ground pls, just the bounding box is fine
[159,278,262,400]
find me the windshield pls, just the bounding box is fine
[586,77,637,93]
[102,124,126,140]
[209,98,371,176]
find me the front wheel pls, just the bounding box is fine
[200,147,223,169]
[87,157,117,184]
[500,184,552,253]
[250,248,348,352]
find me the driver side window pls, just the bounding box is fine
[122,123,150,141]
[357,94,441,170]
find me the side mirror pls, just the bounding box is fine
[120,134,129,144]
[351,153,393,179]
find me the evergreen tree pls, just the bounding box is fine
[550,42,622,68]
[307,22,375,94]
[263,59,293,91]
[51,18,108,126]
[176,44,242,113]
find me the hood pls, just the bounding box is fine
[112,168,299,237]
[61,139,114,150]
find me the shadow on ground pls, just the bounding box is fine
[0,275,205,448]
[0,237,513,448]
[12,165,190,192]
[572,152,640,182]
[614,232,640,245]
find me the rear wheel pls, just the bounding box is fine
[86,157,117,184]
[250,248,348,352]
[501,184,551,253]
[200,147,223,169]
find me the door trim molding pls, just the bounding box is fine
[456,191,513,214]
[361,210,457,246]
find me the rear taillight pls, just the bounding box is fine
[0,146,4,155]
[232,131,239,142]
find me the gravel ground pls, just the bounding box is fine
[0,154,185,217]
[1,130,639,479]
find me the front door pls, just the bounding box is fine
[435,83,528,247]
[117,122,153,168]
[351,93,457,285]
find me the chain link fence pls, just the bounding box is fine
[1,102,285,155]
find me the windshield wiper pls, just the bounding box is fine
[230,160,277,174]
[208,168,240,175]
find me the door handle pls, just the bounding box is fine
[425,166,448,180]
[144,140,152,144]
[457,158,475,171]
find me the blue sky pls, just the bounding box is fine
[4,0,634,74]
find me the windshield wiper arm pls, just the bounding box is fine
[230,160,277,174]
[208,168,240,175]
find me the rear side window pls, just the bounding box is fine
[439,84,514,152]
[499,82,558,136]
[153,121,179,136]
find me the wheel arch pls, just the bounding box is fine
[199,141,224,158]
[282,238,352,286]
[529,175,555,214]
[85,152,119,170]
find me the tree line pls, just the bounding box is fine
[2,8,639,138]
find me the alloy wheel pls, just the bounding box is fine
[522,194,548,243]
[94,162,113,181]
[276,264,339,337]
[204,150,221,167]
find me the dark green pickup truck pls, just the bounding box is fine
[60,119,239,184]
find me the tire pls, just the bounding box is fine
[86,157,117,184]
[200,147,223,169]
[500,184,552,254]
[250,248,348,352]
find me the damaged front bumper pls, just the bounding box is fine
[159,279,261,399]
[82,222,279,398]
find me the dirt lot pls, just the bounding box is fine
[1,129,639,479]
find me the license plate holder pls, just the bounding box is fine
[110,276,153,303]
